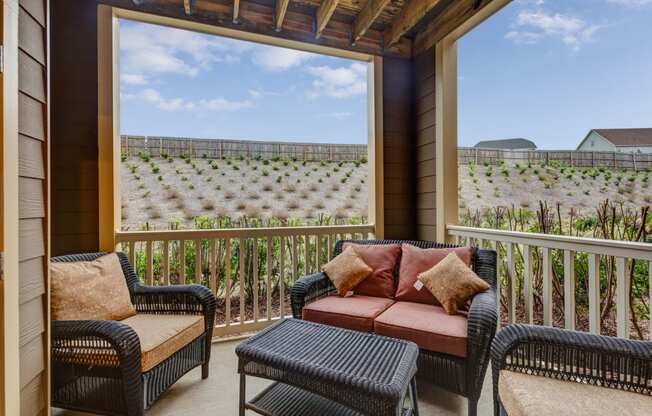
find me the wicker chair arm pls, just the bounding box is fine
[465,288,497,397]
[132,284,216,330]
[491,324,652,415]
[51,319,142,371]
[291,272,335,318]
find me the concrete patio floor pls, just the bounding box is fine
[53,338,494,416]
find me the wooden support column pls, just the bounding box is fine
[98,6,121,251]
[435,38,457,243]
[368,57,384,239]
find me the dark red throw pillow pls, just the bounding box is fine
[342,243,401,299]
[395,244,474,305]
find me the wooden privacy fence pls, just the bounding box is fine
[447,225,652,340]
[115,223,375,337]
[121,135,368,162]
[458,147,652,170]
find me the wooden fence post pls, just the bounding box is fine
[632,152,637,171]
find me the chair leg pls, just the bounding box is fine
[467,397,478,416]
[202,362,209,379]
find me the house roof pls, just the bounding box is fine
[592,128,652,147]
[473,138,537,150]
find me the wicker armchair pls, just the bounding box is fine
[51,252,216,416]
[291,239,498,416]
[491,324,652,416]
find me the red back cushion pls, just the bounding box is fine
[342,243,401,298]
[395,244,474,305]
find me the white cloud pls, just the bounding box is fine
[120,22,251,79]
[122,73,148,85]
[317,112,353,120]
[140,88,195,111]
[305,62,368,99]
[506,9,602,49]
[252,46,315,71]
[199,98,254,111]
[137,88,253,112]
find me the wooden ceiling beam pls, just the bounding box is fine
[275,0,290,31]
[233,0,241,23]
[315,0,339,39]
[183,0,196,15]
[413,0,493,55]
[352,0,392,43]
[111,0,412,58]
[383,0,444,48]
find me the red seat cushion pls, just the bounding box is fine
[374,301,468,357]
[343,243,401,298]
[302,295,395,332]
[395,244,474,305]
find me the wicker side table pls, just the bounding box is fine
[236,319,420,416]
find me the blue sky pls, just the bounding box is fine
[119,20,368,144]
[120,0,652,149]
[459,0,652,149]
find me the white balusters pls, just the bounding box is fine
[588,253,600,334]
[563,250,575,330]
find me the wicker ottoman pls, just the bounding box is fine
[236,319,420,416]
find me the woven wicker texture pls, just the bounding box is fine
[51,252,217,416]
[291,239,497,416]
[491,324,652,416]
[237,319,419,416]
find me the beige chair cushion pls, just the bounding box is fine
[51,253,136,321]
[322,246,373,297]
[121,314,205,371]
[417,252,489,315]
[499,370,652,416]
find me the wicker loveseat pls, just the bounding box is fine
[291,239,498,416]
[491,324,652,416]
[51,252,216,416]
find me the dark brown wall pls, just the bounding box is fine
[51,0,99,255]
[414,47,437,240]
[50,2,421,254]
[382,57,416,239]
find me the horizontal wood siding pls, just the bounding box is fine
[382,57,415,239]
[51,0,99,255]
[18,0,48,414]
[414,47,436,240]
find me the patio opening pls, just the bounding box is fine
[453,0,652,338]
[109,14,379,337]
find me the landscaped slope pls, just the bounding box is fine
[459,161,651,215]
[121,154,368,230]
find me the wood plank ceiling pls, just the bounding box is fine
[125,0,494,58]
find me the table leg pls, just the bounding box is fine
[239,373,246,416]
[410,377,419,416]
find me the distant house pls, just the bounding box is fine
[473,138,537,150]
[576,128,652,153]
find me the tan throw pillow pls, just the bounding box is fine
[322,246,373,297]
[417,252,490,315]
[51,253,137,321]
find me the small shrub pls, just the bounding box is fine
[224,190,235,200]
[202,200,215,210]
[286,199,300,210]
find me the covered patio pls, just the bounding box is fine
[1,0,651,415]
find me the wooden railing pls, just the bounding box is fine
[447,225,652,339]
[115,224,375,337]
